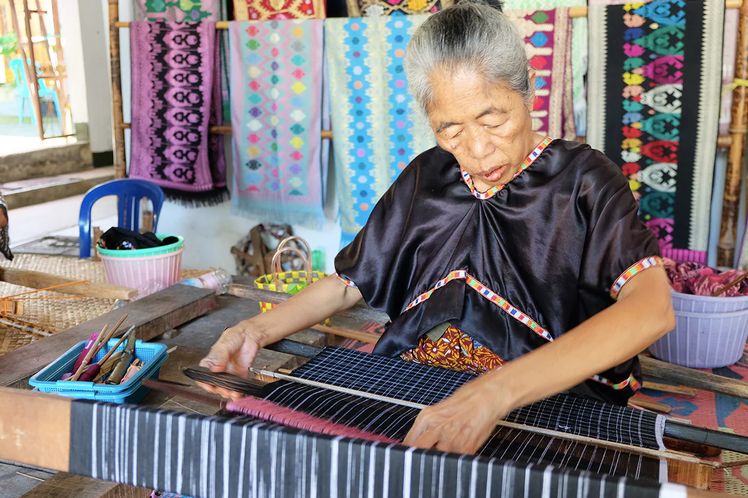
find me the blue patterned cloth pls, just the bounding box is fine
[326,15,435,245]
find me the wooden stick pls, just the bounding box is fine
[629,398,672,414]
[718,457,748,469]
[108,0,126,178]
[718,0,748,266]
[1,279,89,300]
[0,267,136,300]
[311,323,379,344]
[251,368,715,467]
[640,355,748,399]
[95,326,133,366]
[86,315,129,360]
[68,324,109,381]
[710,272,748,297]
[643,381,697,398]
[227,284,389,324]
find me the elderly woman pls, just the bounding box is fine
[200,2,674,454]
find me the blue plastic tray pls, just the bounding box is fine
[29,339,168,403]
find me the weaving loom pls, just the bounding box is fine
[3,343,740,497]
[0,386,700,498]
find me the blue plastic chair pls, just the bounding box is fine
[9,58,61,127]
[79,179,165,258]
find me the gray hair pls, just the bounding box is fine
[405,2,531,112]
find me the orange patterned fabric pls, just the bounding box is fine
[400,325,504,375]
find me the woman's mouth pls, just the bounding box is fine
[481,165,508,183]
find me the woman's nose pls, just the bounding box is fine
[466,127,495,160]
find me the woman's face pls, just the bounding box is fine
[426,66,541,192]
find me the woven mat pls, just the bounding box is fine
[0,254,210,356]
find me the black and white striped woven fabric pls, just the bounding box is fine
[68,401,680,498]
[258,347,666,481]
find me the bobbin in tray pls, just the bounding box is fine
[29,339,168,404]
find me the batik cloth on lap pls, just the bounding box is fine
[133,0,224,21]
[587,0,724,264]
[130,22,226,201]
[229,20,325,228]
[400,324,504,375]
[504,0,586,136]
[347,0,452,17]
[326,15,436,245]
[232,0,325,20]
[504,7,573,139]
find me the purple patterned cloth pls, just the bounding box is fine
[130,22,226,201]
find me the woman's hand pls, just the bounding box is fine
[197,322,266,400]
[403,373,510,454]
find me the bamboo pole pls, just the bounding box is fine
[718,0,748,266]
[109,0,126,179]
[112,2,747,26]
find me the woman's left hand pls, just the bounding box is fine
[402,374,511,454]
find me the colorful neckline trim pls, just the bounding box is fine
[403,270,553,343]
[460,136,554,200]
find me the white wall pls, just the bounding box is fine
[114,0,343,274]
[59,0,113,153]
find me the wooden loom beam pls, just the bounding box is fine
[719,0,748,266]
[0,267,137,300]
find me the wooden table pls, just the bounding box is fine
[0,284,336,497]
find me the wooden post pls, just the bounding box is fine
[718,0,748,267]
[109,0,126,179]
[8,0,44,138]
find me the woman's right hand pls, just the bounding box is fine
[197,322,265,400]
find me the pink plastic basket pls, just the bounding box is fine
[99,248,184,299]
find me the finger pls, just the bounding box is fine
[407,426,442,450]
[200,330,242,371]
[194,381,217,394]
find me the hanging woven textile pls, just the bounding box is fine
[587,0,725,264]
[133,0,224,21]
[326,15,436,245]
[129,22,227,203]
[232,0,326,20]
[228,20,326,228]
[503,0,586,136]
[346,0,453,17]
[503,7,574,139]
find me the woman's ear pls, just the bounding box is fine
[525,69,536,112]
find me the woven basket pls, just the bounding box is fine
[254,237,326,314]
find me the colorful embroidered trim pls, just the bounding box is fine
[335,273,358,288]
[403,270,553,343]
[460,136,554,200]
[590,373,641,392]
[609,256,663,300]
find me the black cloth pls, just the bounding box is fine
[335,139,659,405]
[0,196,12,261]
[98,227,178,251]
